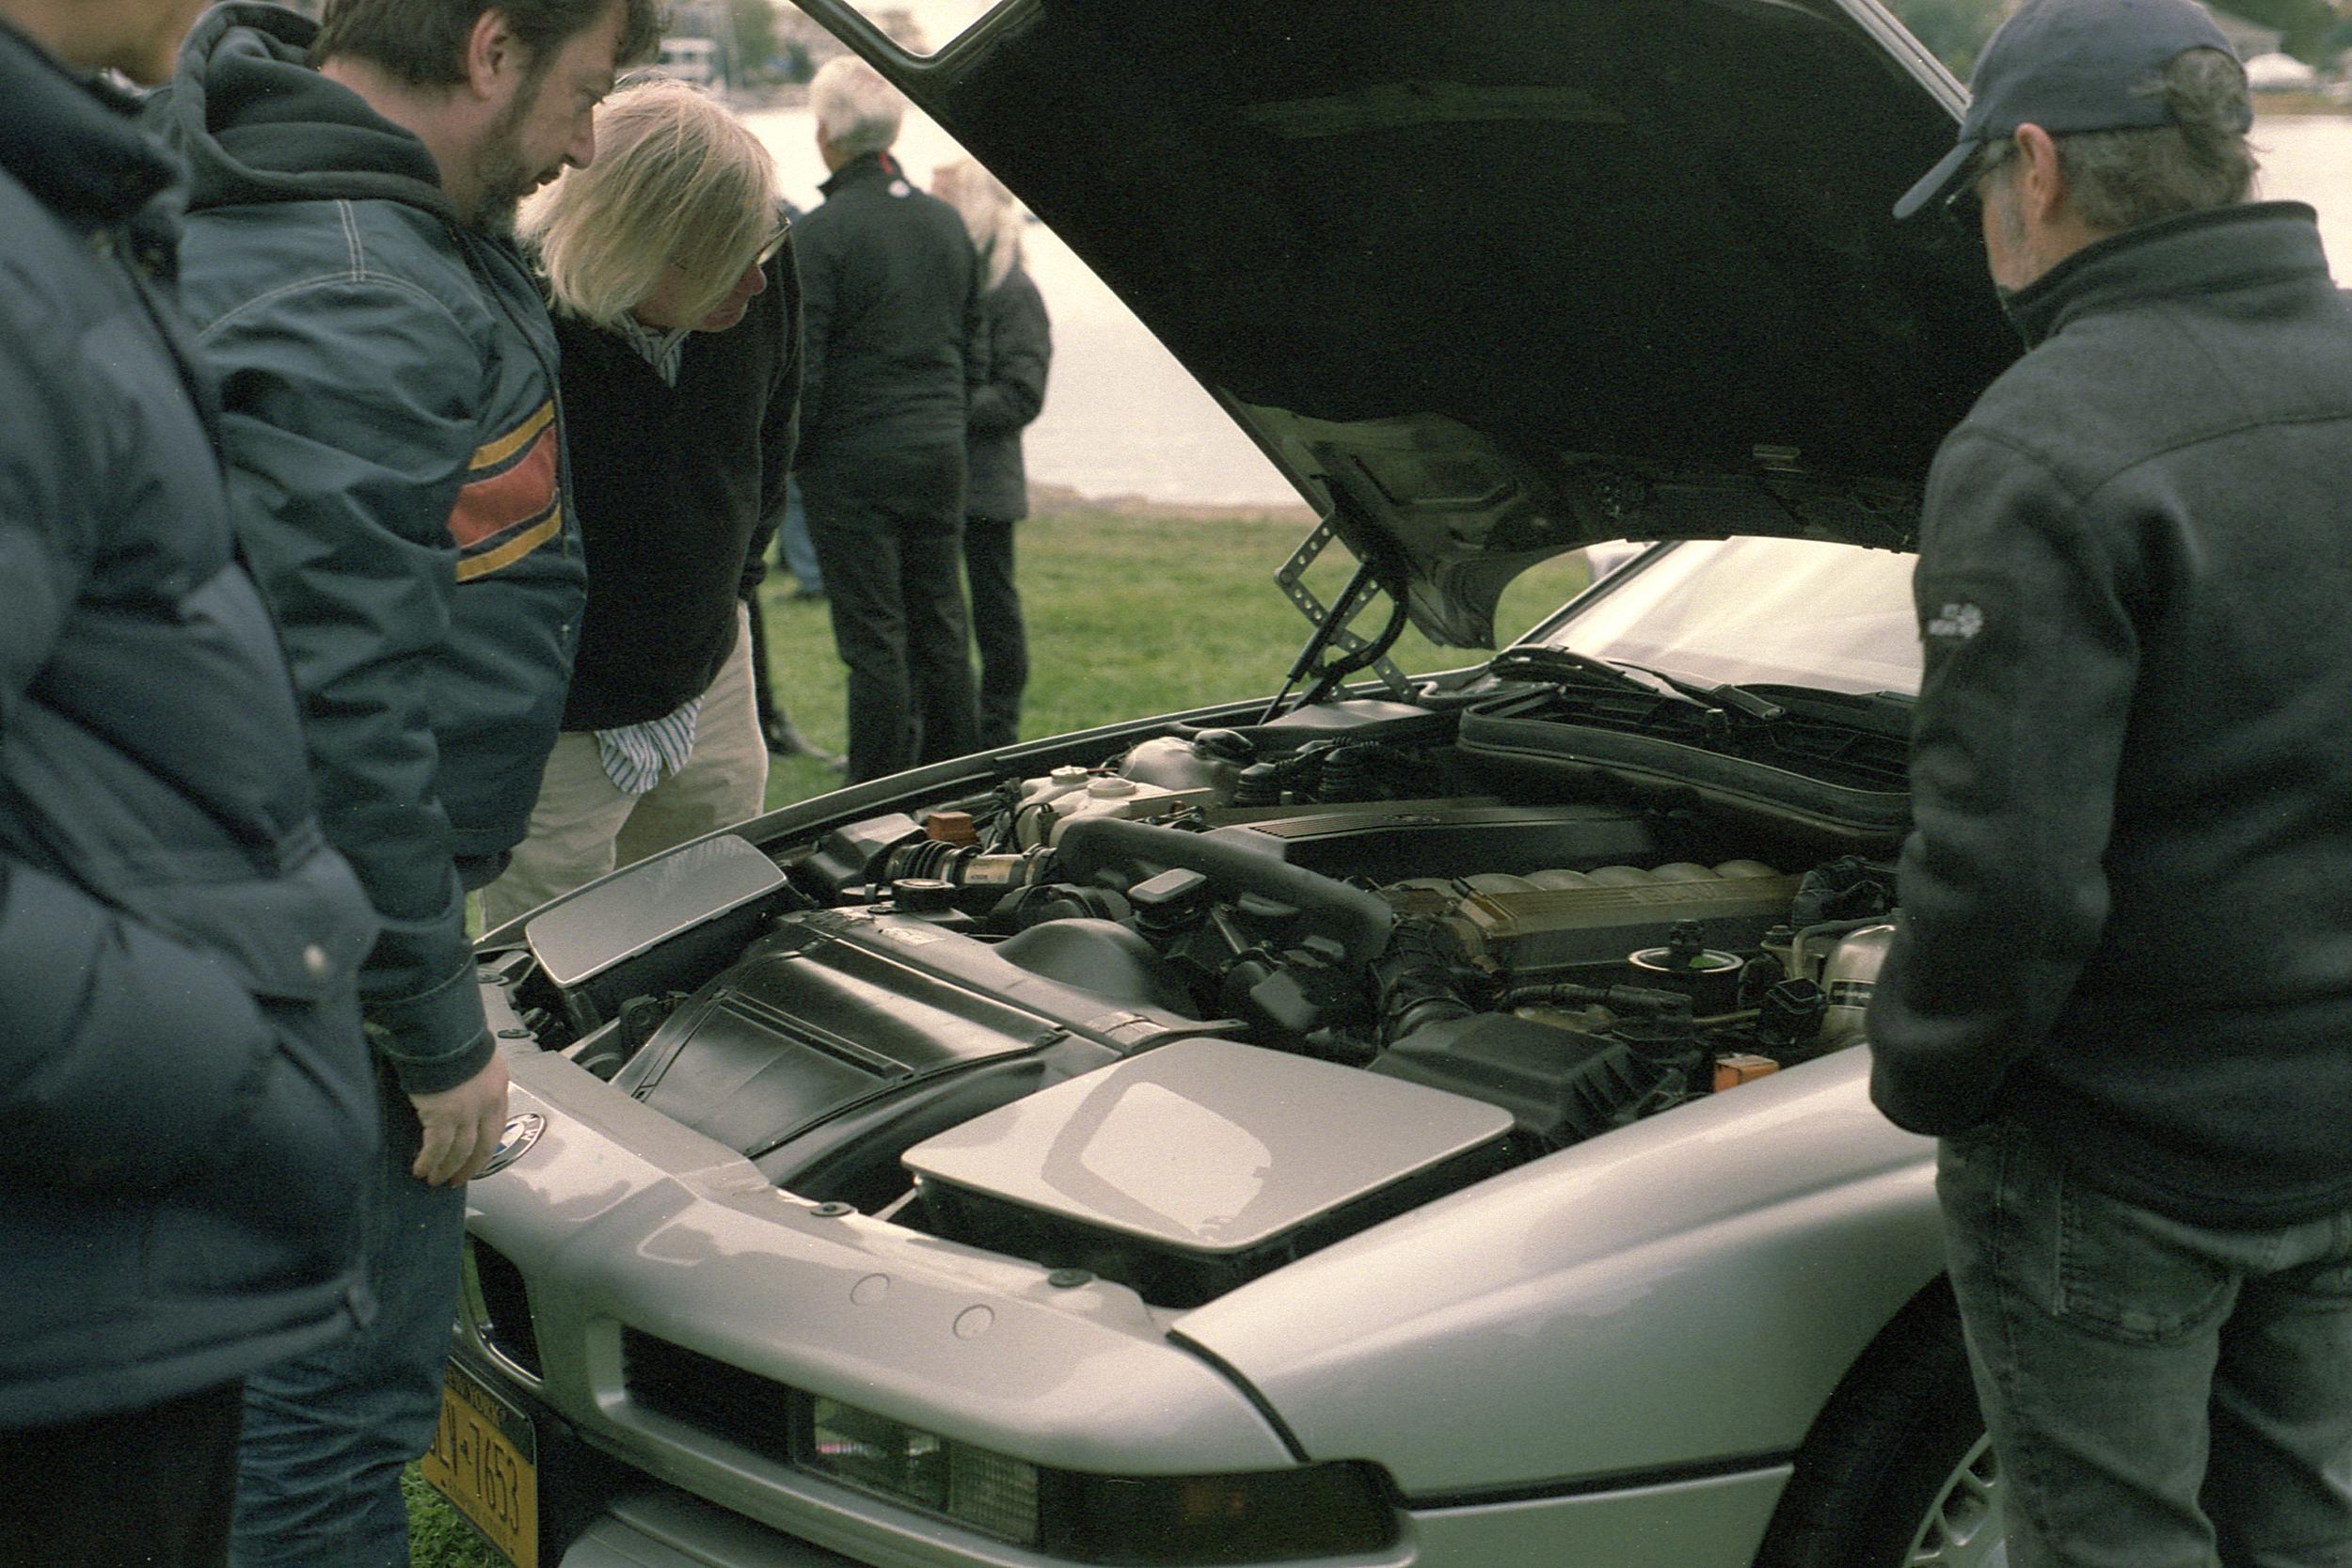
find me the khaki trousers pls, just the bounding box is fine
[482,603,769,929]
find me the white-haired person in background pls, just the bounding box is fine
[483,76,802,928]
[933,157,1052,751]
[792,54,986,782]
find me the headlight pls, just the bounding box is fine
[805,1397,1041,1544]
[799,1395,1396,1563]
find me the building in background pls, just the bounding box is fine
[652,34,723,85]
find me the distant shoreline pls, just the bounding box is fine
[1026,482,1314,524]
[2256,94,2352,117]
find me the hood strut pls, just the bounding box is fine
[1262,515,1411,721]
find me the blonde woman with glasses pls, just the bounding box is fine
[483,77,803,929]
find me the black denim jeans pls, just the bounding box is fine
[1939,1117,2352,1568]
[962,513,1028,752]
[801,445,978,783]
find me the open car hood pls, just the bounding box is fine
[805,0,2018,644]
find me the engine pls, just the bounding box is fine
[495,712,1901,1307]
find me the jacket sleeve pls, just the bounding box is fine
[960,241,991,409]
[1867,429,2137,1135]
[743,238,804,595]
[967,270,1050,438]
[198,276,494,1097]
[0,341,274,1185]
[793,222,834,457]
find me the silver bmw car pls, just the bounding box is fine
[431,3,2028,1564]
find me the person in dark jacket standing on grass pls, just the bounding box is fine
[482,78,803,927]
[0,1,379,1563]
[934,157,1052,752]
[1869,1,2352,1560]
[795,53,987,783]
[150,0,656,1561]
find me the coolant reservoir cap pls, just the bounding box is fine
[1086,776,1137,797]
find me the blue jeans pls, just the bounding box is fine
[1939,1117,2352,1568]
[777,476,822,594]
[230,1076,465,1568]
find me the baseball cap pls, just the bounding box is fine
[1892,0,2248,219]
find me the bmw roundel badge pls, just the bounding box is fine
[478,1113,546,1178]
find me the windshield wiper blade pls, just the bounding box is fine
[1492,648,1787,722]
[1611,662,1788,723]
[1488,647,1703,704]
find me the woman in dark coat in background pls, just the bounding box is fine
[933,158,1051,751]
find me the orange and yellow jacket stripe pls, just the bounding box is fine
[449,400,564,582]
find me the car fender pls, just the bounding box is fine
[1172,1048,1945,1497]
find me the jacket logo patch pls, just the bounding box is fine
[450,402,561,580]
[1926,600,1985,642]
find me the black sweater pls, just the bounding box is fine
[1868,202,2352,1227]
[556,247,800,730]
[793,152,983,463]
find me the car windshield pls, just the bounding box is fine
[1524,537,1924,699]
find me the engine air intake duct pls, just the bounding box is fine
[1054,816,1394,967]
[1371,1013,1668,1149]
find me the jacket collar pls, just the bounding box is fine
[818,150,906,199]
[0,17,181,233]
[2002,200,2330,349]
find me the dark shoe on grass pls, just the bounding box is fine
[764,715,844,767]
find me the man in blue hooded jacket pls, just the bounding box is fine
[151,0,656,1560]
[0,0,379,1561]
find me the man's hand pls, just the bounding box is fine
[407,1053,510,1185]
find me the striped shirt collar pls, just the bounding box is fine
[614,309,691,385]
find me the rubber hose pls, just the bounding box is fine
[1054,816,1395,967]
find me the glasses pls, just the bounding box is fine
[1941,146,1993,235]
[755,221,790,268]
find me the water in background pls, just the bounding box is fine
[747,109,2352,510]
[2255,117,2352,261]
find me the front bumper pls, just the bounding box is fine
[446,1338,1785,1568]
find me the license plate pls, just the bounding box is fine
[420,1360,538,1568]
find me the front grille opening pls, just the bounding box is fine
[468,1240,541,1377]
[621,1329,795,1465]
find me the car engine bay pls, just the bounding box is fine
[487,698,1905,1309]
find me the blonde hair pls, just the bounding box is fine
[808,55,903,158]
[933,157,1021,291]
[520,77,778,330]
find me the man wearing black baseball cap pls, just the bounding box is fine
[1867,0,2352,1561]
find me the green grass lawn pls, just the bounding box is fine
[409,505,1594,1567]
[756,506,1595,808]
